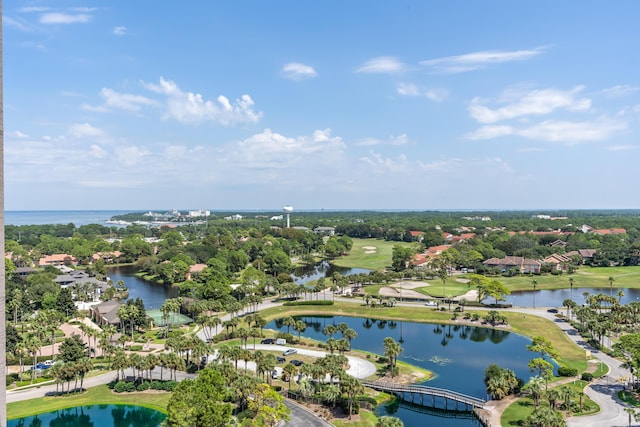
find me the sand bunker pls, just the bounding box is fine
[362,246,377,250]
[455,278,470,284]
[364,250,376,254]
[390,280,429,289]
[379,287,428,299]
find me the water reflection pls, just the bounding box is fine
[8,405,166,427]
[292,260,370,284]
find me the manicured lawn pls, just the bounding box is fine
[501,380,598,426]
[7,384,171,419]
[331,238,413,271]
[333,409,378,427]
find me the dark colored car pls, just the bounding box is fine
[261,338,275,344]
[547,308,559,313]
[291,360,304,367]
[276,356,286,363]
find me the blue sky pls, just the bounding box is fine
[4,1,640,211]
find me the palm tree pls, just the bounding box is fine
[609,276,615,298]
[569,277,575,303]
[625,407,638,427]
[24,335,41,384]
[531,280,538,308]
[523,376,545,407]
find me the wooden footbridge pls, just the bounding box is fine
[361,379,486,411]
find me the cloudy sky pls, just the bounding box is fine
[4,1,640,211]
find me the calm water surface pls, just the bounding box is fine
[292,260,370,284]
[268,315,546,426]
[8,404,166,427]
[107,265,178,310]
[508,287,640,307]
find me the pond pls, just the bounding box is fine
[267,315,549,426]
[107,265,178,310]
[507,287,640,308]
[292,260,371,284]
[8,404,166,427]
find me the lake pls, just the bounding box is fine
[107,265,178,310]
[8,404,166,427]
[292,260,370,284]
[508,287,640,308]
[268,315,545,426]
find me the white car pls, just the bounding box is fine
[282,348,297,356]
[424,301,438,307]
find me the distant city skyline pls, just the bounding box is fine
[5,1,640,210]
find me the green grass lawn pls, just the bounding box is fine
[501,380,598,426]
[7,384,171,420]
[331,238,413,271]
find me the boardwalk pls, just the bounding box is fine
[361,379,486,411]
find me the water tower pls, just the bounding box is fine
[283,205,293,228]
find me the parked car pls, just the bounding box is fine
[291,360,304,367]
[276,338,287,345]
[283,348,297,356]
[271,367,283,379]
[424,301,438,307]
[261,338,275,344]
[276,356,286,363]
[547,308,559,313]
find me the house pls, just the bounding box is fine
[550,240,567,248]
[408,231,425,242]
[38,253,77,267]
[90,300,123,326]
[483,256,541,274]
[313,226,336,236]
[225,214,243,220]
[91,251,122,264]
[542,254,571,271]
[186,264,207,281]
[54,270,109,300]
[591,228,627,236]
[412,244,452,269]
[565,249,596,264]
[14,266,38,279]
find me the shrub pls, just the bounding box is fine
[557,366,578,377]
[150,381,163,390]
[282,300,333,306]
[6,373,19,386]
[114,381,129,393]
[137,382,150,391]
[163,380,178,391]
[125,382,136,392]
[581,373,594,382]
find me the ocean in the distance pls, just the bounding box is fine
[5,210,132,226]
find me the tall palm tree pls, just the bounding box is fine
[609,276,615,298]
[531,279,538,308]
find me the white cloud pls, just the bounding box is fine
[282,62,318,80]
[3,16,32,31]
[421,47,546,74]
[113,26,127,36]
[68,123,105,138]
[466,117,626,144]
[142,77,263,125]
[163,146,188,160]
[9,131,29,139]
[89,144,107,158]
[603,85,639,98]
[356,56,405,74]
[19,7,50,13]
[468,86,591,123]
[355,134,408,146]
[396,83,448,101]
[115,146,149,166]
[83,88,158,112]
[396,83,420,96]
[606,144,636,151]
[359,152,410,174]
[39,13,92,24]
